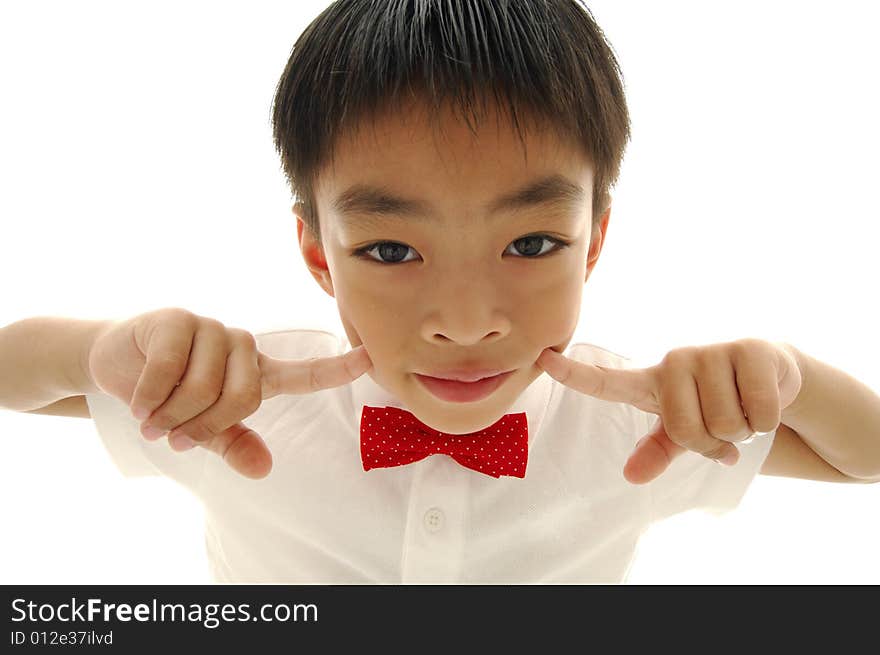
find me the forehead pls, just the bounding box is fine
[315,97,593,217]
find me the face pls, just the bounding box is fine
[297,98,610,435]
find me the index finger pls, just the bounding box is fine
[258,345,373,399]
[536,347,658,412]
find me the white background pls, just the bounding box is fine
[1,0,878,584]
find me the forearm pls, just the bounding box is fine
[0,316,109,412]
[781,344,880,481]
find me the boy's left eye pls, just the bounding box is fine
[352,234,570,265]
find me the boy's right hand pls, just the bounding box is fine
[87,307,372,480]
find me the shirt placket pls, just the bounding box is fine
[400,455,469,583]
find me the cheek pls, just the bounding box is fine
[514,274,583,344]
[335,291,410,363]
[331,257,418,330]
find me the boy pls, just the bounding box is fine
[2,0,879,583]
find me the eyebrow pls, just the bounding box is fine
[331,174,586,226]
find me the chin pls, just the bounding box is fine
[414,410,509,435]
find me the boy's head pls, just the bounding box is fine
[271,0,630,434]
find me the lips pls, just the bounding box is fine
[414,370,514,403]
[421,369,509,383]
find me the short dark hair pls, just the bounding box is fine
[271,0,630,245]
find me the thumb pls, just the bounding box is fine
[622,416,686,485]
[200,421,273,480]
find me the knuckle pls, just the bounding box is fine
[661,347,696,369]
[188,386,221,409]
[660,350,677,367]
[664,412,701,438]
[187,372,222,397]
[693,346,714,365]
[199,318,227,336]
[154,352,188,375]
[202,316,225,330]
[740,388,775,407]
[228,388,261,415]
[160,306,196,324]
[229,328,258,351]
[733,337,767,354]
[705,415,743,438]
[241,380,263,407]
[694,352,721,375]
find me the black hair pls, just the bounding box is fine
[271,0,630,244]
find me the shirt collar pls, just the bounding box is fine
[343,337,555,451]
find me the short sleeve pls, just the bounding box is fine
[86,391,210,492]
[84,327,342,490]
[632,408,777,521]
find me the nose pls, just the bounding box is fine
[418,270,512,345]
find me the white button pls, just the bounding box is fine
[423,507,445,533]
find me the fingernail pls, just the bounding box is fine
[169,433,196,451]
[132,406,150,421]
[142,425,167,441]
[717,450,738,466]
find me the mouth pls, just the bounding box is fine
[414,370,515,403]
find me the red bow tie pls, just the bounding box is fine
[360,406,529,478]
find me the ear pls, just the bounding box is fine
[294,205,335,298]
[584,205,611,284]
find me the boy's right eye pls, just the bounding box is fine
[352,241,418,265]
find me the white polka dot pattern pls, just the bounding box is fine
[360,406,529,478]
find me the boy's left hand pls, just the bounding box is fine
[536,339,803,484]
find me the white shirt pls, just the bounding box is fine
[85,328,775,583]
